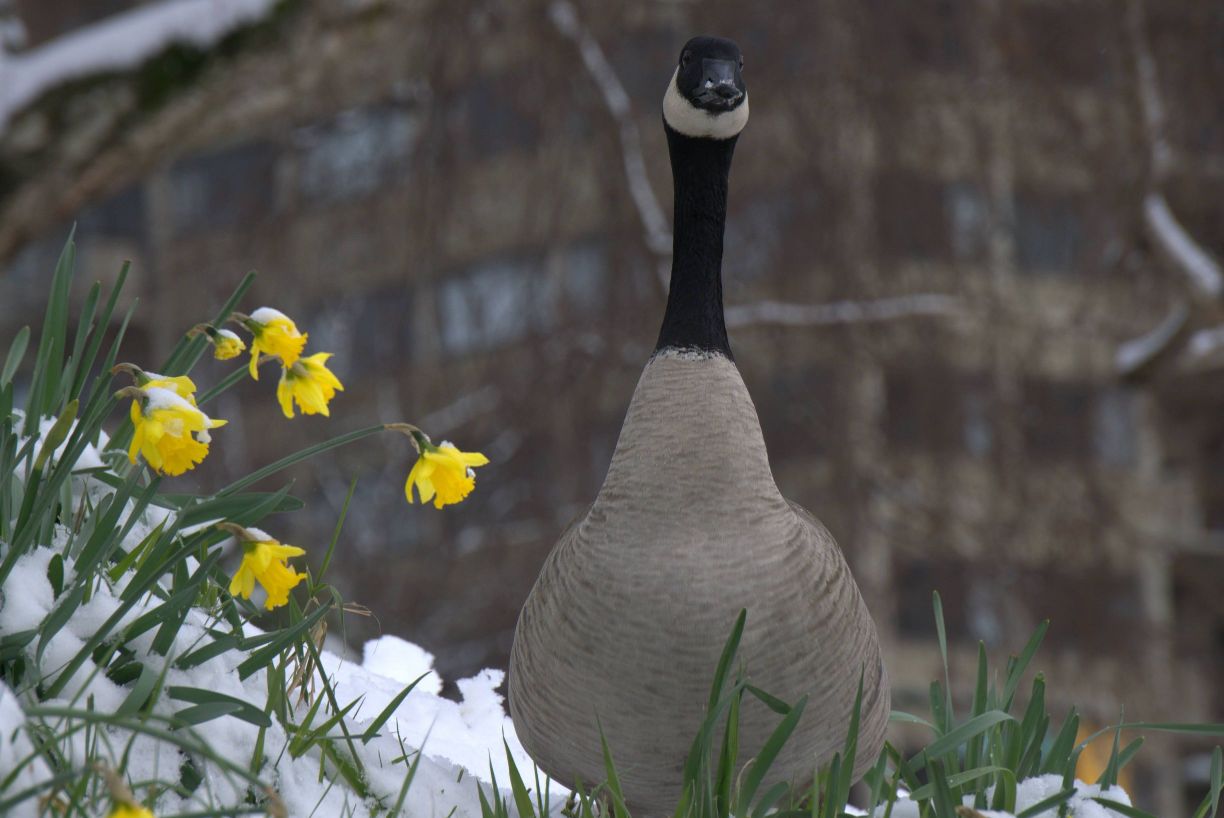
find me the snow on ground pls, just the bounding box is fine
[875,775,1132,818]
[0,0,277,132]
[0,539,552,817]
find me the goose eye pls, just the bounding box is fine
[680,51,691,68]
[739,57,745,70]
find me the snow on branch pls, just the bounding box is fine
[1144,193,1224,299]
[1186,324,1224,360]
[548,0,672,270]
[1112,2,1224,374]
[0,0,276,132]
[1115,302,1189,377]
[724,294,961,329]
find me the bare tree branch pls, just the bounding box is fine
[1144,194,1224,299]
[1186,324,1224,361]
[1115,302,1189,377]
[418,385,501,436]
[725,294,962,329]
[547,1,672,291]
[1115,0,1224,374]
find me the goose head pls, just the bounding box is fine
[663,36,749,140]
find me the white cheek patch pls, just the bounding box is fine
[662,68,749,140]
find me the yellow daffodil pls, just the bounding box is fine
[189,323,248,361]
[140,372,198,403]
[405,440,489,509]
[243,307,307,380]
[211,328,246,360]
[108,804,156,818]
[112,364,197,403]
[276,352,344,418]
[227,529,307,610]
[126,387,226,476]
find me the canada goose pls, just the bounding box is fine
[508,36,889,812]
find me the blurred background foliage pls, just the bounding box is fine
[0,1,1222,814]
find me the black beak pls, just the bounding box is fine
[692,58,744,109]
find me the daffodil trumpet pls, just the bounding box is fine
[388,425,490,509]
[229,307,307,380]
[277,352,344,418]
[112,365,198,402]
[189,323,247,361]
[219,523,308,611]
[120,385,225,476]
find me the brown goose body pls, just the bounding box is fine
[508,35,889,813]
[509,353,889,811]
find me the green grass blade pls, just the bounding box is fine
[1002,620,1049,710]
[23,229,75,434]
[749,781,789,818]
[908,766,1015,802]
[196,365,250,406]
[707,608,747,713]
[716,682,741,818]
[932,591,953,729]
[57,280,100,405]
[174,701,246,726]
[908,711,1016,770]
[360,672,430,743]
[599,725,632,818]
[735,695,807,816]
[115,662,161,717]
[1211,746,1222,818]
[1092,798,1159,818]
[504,741,539,818]
[168,686,271,728]
[218,425,385,496]
[890,710,938,732]
[1042,708,1079,775]
[1,326,30,387]
[235,605,330,679]
[928,758,958,818]
[70,262,129,400]
[158,270,257,377]
[1097,712,1124,790]
[314,478,355,589]
[1016,787,1077,818]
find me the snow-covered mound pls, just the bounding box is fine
[0,538,548,817]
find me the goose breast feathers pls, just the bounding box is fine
[509,351,889,812]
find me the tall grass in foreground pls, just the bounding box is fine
[487,595,1224,818]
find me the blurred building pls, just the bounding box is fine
[1,1,1222,815]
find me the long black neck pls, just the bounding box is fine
[654,123,738,358]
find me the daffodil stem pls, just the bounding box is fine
[383,422,427,453]
[217,425,386,497]
[196,366,250,406]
